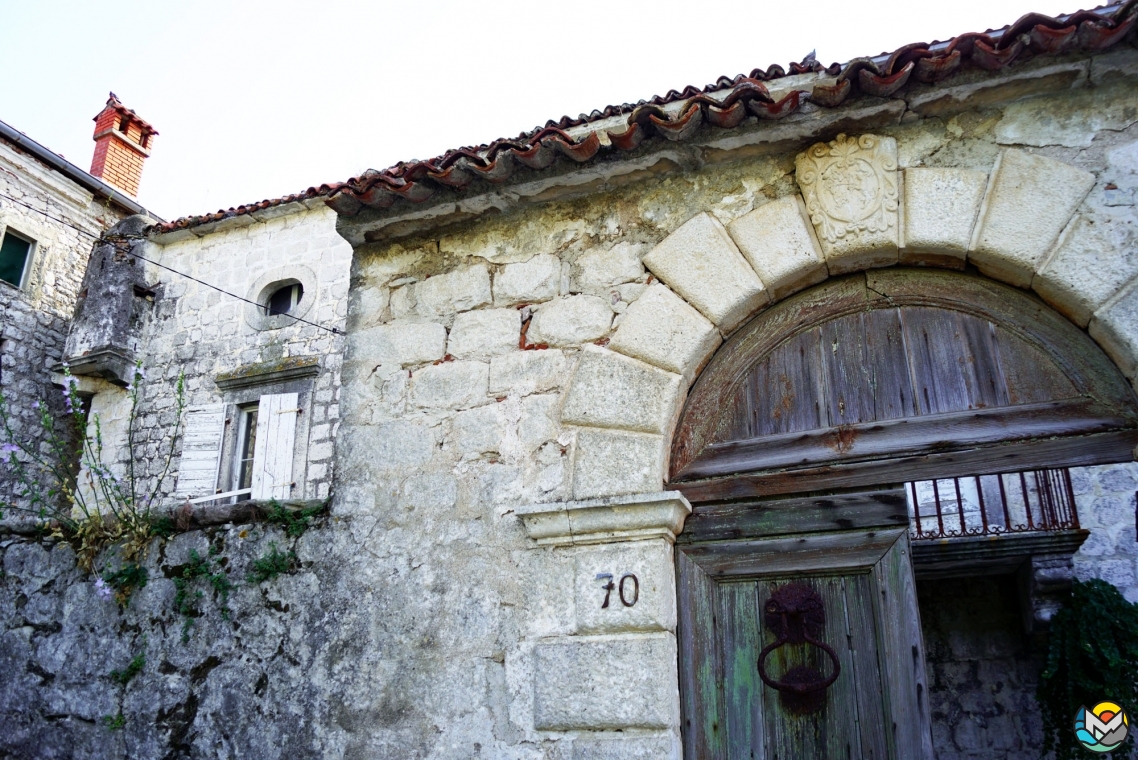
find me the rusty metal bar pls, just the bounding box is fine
[910,480,923,538]
[976,475,990,534]
[933,478,945,537]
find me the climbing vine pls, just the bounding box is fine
[0,363,185,570]
[1038,579,1138,759]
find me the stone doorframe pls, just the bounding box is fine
[514,134,1138,758]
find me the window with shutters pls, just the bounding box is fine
[178,392,299,505]
[0,228,34,289]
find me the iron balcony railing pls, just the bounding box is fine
[907,468,1079,540]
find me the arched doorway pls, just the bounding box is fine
[670,269,1138,758]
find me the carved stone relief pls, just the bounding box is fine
[795,133,899,272]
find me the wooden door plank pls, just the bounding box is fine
[671,429,1138,503]
[678,489,909,543]
[719,582,765,756]
[994,325,1077,405]
[864,308,917,422]
[839,573,890,759]
[677,399,1122,481]
[682,529,904,579]
[872,534,934,759]
[820,312,875,427]
[676,548,727,759]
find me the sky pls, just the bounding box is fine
[1,0,1080,221]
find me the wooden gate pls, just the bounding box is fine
[671,270,1138,758]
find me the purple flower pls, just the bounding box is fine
[133,365,146,382]
[0,443,17,463]
[31,401,40,410]
[94,578,113,600]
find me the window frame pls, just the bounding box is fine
[0,226,35,290]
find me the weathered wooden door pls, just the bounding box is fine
[668,271,1138,758]
[676,489,932,759]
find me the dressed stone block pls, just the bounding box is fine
[902,168,987,262]
[493,254,561,305]
[572,428,666,500]
[532,634,678,730]
[528,295,613,346]
[609,284,720,384]
[488,349,568,395]
[727,195,827,299]
[572,735,680,760]
[348,321,446,367]
[410,360,489,409]
[1090,277,1138,382]
[574,540,676,634]
[447,308,521,358]
[796,133,899,273]
[1035,214,1138,327]
[641,212,767,333]
[970,149,1095,287]
[416,263,492,315]
[561,346,683,435]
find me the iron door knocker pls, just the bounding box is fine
[757,582,841,714]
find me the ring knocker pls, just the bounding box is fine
[757,582,841,715]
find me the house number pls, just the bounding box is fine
[595,573,639,608]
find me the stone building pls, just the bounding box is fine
[0,94,158,512]
[4,5,1138,760]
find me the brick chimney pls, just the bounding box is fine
[89,93,157,197]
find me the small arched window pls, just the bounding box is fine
[265,282,303,316]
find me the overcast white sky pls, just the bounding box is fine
[1,0,1078,221]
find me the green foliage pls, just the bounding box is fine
[247,542,296,584]
[1038,579,1138,759]
[101,713,126,731]
[173,547,232,642]
[110,651,145,686]
[102,562,149,606]
[262,499,322,538]
[0,363,187,570]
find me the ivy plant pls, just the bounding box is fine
[1038,579,1138,759]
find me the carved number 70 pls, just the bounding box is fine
[596,573,639,608]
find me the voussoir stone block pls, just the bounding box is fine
[528,295,613,347]
[447,308,520,358]
[1035,213,1138,327]
[532,634,678,730]
[561,346,683,435]
[796,133,899,273]
[970,149,1095,287]
[641,212,768,333]
[493,254,561,305]
[1090,277,1138,382]
[572,428,665,500]
[902,168,988,262]
[609,284,720,384]
[409,360,489,409]
[416,263,492,315]
[348,321,446,367]
[726,195,827,300]
[488,349,568,395]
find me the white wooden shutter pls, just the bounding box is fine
[250,392,299,501]
[175,403,226,498]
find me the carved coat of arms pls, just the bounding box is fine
[796,134,898,245]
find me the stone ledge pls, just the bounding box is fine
[516,491,691,546]
[215,356,320,391]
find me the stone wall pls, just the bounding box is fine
[78,205,352,504]
[0,139,128,516]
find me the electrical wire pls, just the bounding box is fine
[0,191,344,335]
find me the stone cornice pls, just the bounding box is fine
[516,491,691,546]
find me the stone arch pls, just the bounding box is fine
[557,134,1138,503]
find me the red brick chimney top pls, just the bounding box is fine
[89,92,158,198]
